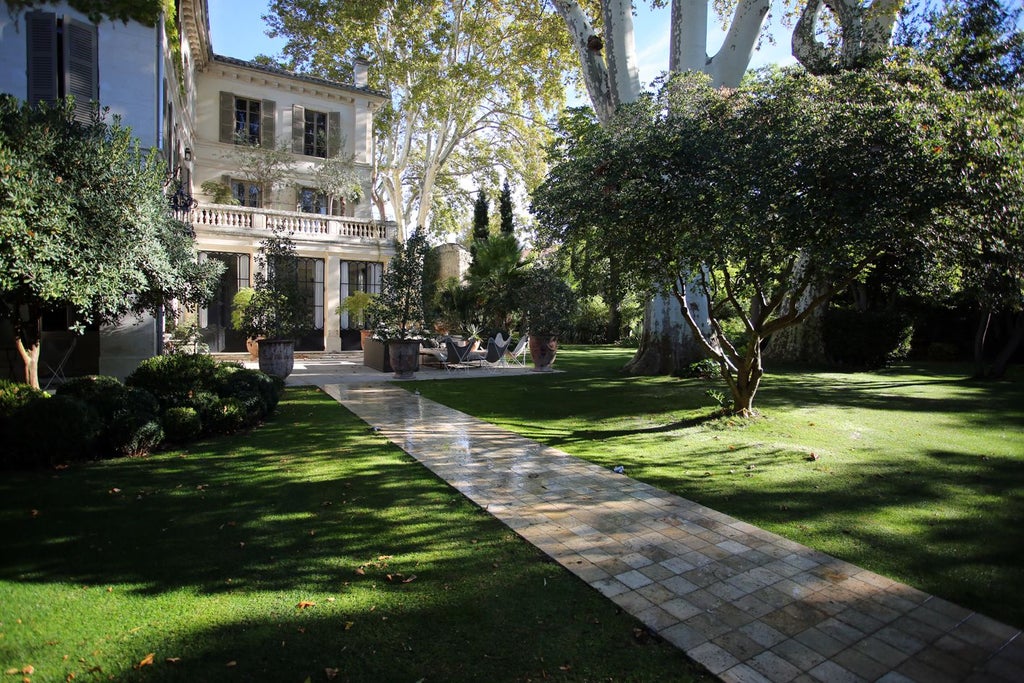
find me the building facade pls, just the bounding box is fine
[0,0,394,380]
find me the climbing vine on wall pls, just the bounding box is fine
[6,0,162,26]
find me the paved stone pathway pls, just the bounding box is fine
[324,382,1023,683]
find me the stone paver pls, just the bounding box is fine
[324,382,1022,683]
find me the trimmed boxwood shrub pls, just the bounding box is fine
[0,378,46,418]
[215,366,283,420]
[163,406,202,443]
[3,394,100,469]
[58,377,163,457]
[126,353,227,410]
[823,309,914,370]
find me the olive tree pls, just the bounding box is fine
[0,96,222,388]
[534,64,1019,414]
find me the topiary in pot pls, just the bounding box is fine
[517,263,576,372]
[367,228,430,378]
[236,230,303,378]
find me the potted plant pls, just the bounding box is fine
[518,263,576,372]
[366,228,430,378]
[236,230,303,378]
[336,290,377,349]
[230,287,259,359]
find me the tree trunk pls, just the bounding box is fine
[988,312,1024,379]
[624,279,710,375]
[12,313,42,390]
[973,310,992,378]
[555,0,770,375]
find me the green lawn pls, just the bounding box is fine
[411,346,1024,630]
[0,387,706,682]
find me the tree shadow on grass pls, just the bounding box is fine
[0,388,708,682]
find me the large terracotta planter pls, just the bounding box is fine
[528,334,558,372]
[246,337,261,360]
[360,329,373,350]
[388,339,421,379]
[258,338,295,379]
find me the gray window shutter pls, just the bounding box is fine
[219,92,234,143]
[327,111,342,157]
[292,104,305,154]
[261,99,275,147]
[63,16,98,123]
[26,11,58,107]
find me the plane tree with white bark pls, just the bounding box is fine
[548,0,907,374]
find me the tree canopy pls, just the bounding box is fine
[0,96,223,388]
[265,0,577,238]
[533,64,1024,414]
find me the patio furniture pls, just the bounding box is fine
[506,336,528,367]
[444,339,484,371]
[483,336,511,370]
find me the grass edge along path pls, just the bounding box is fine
[0,386,710,682]
[408,346,1024,631]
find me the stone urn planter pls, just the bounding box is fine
[258,338,295,379]
[528,334,558,372]
[360,329,374,350]
[388,339,421,379]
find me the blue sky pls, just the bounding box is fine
[207,0,795,93]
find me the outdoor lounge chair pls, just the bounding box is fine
[506,336,528,367]
[444,339,484,371]
[483,336,511,370]
[42,335,77,391]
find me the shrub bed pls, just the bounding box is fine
[0,355,284,470]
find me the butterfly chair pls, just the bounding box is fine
[483,335,511,371]
[444,339,485,372]
[42,335,77,391]
[506,336,528,367]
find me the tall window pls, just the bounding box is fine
[298,187,327,214]
[303,109,328,157]
[342,261,383,296]
[231,179,261,208]
[25,11,98,124]
[234,97,261,145]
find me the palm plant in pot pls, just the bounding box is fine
[336,290,377,349]
[518,262,576,372]
[367,228,430,378]
[236,230,303,378]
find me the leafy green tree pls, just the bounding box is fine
[896,0,1024,376]
[369,228,431,339]
[499,179,514,235]
[535,65,1020,415]
[265,0,575,237]
[896,0,1023,90]
[472,188,490,242]
[0,96,222,388]
[467,233,528,332]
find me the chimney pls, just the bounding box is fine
[353,57,369,88]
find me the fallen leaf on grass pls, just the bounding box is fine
[135,653,154,669]
[226,661,237,667]
[354,568,366,576]
[296,601,316,609]
[344,622,354,630]
[29,510,39,518]
[165,657,181,664]
[325,668,339,680]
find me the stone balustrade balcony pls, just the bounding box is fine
[180,203,398,245]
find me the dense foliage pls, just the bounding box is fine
[533,64,1024,414]
[0,96,222,388]
[370,228,431,339]
[235,230,304,340]
[265,0,575,236]
[0,356,284,470]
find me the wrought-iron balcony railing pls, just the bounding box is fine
[180,203,398,242]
